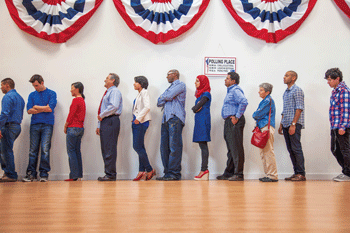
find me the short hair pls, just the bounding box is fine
[1,78,15,89]
[325,68,343,82]
[29,74,44,84]
[134,76,149,89]
[259,83,273,94]
[287,71,298,80]
[109,73,120,87]
[227,71,240,84]
[168,69,180,79]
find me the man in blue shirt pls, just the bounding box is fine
[22,75,57,182]
[156,69,186,181]
[0,78,25,182]
[96,73,123,181]
[278,71,306,181]
[217,71,248,181]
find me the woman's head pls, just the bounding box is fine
[71,82,85,99]
[258,83,273,99]
[134,76,149,91]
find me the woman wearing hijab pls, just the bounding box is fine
[192,75,211,180]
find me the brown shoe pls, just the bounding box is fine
[290,174,306,181]
[0,174,17,182]
[228,175,244,181]
[285,174,297,181]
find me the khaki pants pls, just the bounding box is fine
[259,126,278,180]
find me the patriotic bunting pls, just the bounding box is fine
[222,0,317,43]
[334,0,350,19]
[113,0,210,44]
[5,0,104,43]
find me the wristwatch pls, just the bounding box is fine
[291,122,296,126]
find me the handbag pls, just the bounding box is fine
[251,100,272,149]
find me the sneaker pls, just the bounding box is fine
[0,174,17,182]
[39,177,48,182]
[333,174,350,182]
[22,174,36,182]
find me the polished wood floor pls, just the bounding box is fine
[0,180,349,232]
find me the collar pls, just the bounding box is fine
[333,81,347,94]
[107,85,117,92]
[286,84,296,92]
[227,84,237,92]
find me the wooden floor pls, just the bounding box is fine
[0,180,350,233]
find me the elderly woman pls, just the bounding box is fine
[252,83,278,182]
[132,76,156,181]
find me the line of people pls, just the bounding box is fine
[0,68,349,182]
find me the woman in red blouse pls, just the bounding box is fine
[64,82,86,181]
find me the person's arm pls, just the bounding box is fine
[278,115,284,135]
[135,90,151,123]
[338,89,350,135]
[27,93,38,114]
[99,90,121,119]
[160,82,186,101]
[0,96,12,129]
[231,89,248,125]
[33,105,52,112]
[252,98,270,120]
[192,96,209,113]
[289,88,304,135]
[65,99,78,134]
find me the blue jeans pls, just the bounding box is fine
[66,127,84,179]
[283,124,305,176]
[0,123,21,179]
[160,116,184,179]
[132,123,152,172]
[26,124,53,178]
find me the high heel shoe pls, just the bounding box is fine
[133,172,146,181]
[146,169,156,181]
[194,170,209,181]
[64,178,78,181]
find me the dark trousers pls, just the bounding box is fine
[282,124,305,176]
[198,141,209,171]
[132,123,152,172]
[223,115,245,177]
[100,115,120,178]
[331,129,350,176]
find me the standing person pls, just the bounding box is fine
[325,68,350,182]
[96,73,122,181]
[192,75,211,181]
[217,71,248,181]
[0,78,25,182]
[132,76,156,181]
[156,69,186,181]
[278,71,306,181]
[64,82,86,181]
[22,74,57,182]
[253,83,278,182]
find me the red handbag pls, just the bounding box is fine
[251,101,271,149]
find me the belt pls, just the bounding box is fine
[104,114,120,119]
[5,122,20,126]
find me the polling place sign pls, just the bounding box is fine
[204,57,236,76]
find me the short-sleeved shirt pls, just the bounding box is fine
[27,88,57,125]
[281,84,305,128]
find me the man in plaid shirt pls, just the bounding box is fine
[325,68,350,182]
[278,71,306,181]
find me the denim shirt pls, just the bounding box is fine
[252,95,275,129]
[27,88,57,125]
[0,89,25,129]
[157,79,186,124]
[221,84,248,119]
[98,86,123,128]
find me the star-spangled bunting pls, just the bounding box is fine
[5,0,104,43]
[113,0,210,44]
[334,0,350,19]
[222,0,317,43]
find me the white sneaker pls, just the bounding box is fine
[39,177,48,182]
[333,174,350,182]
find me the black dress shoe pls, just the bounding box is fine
[156,176,166,181]
[259,177,278,182]
[98,176,116,181]
[228,175,244,181]
[216,174,231,180]
[163,177,180,181]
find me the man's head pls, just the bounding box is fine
[105,73,120,89]
[1,78,15,94]
[283,71,298,86]
[166,69,179,83]
[29,74,45,92]
[225,71,240,87]
[325,68,342,88]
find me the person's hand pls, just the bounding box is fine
[64,126,67,134]
[231,116,238,125]
[289,125,296,135]
[278,124,283,135]
[0,131,2,139]
[195,107,202,113]
[134,119,140,124]
[98,116,102,121]
[96,128,100,136]
[339,128,346,135]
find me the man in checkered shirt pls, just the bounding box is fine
[278,71,306,181]
[325,68,350,182]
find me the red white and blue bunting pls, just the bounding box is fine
[222,0,317,43]
[334,0,350,19]
[113,0,210,44]
[5,0,104,43]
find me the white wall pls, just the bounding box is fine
[1,0,349,180]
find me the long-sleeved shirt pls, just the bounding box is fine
[0,89,25,128]
[252,95,275,129]
[157,79,186,124]
[329,81,350,130]
[281,84,305,128]
[98,85,122,128]
[221,84,248,119]
[27,88,57,125]
[66,97,86,128]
